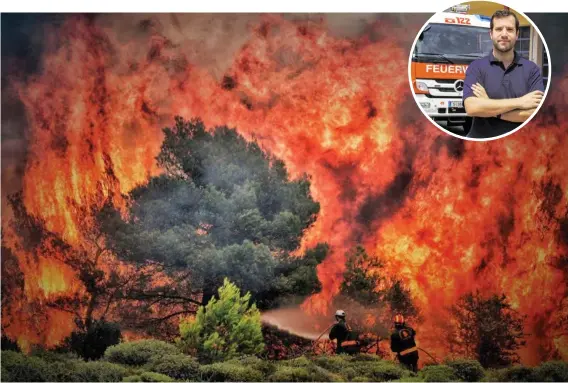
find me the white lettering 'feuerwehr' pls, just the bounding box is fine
[425,64,468,74]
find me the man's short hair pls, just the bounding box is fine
[490,9,520,32]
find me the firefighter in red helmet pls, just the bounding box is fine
[390,314,419,372]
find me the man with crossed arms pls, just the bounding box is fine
[463,9,545,139]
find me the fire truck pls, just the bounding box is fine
[410,6,493,136]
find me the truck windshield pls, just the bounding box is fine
[416,24,492,57]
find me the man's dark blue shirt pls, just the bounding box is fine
[463,50,545,139]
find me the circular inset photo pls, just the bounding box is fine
[408,1,551,141]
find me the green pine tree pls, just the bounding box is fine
[177,278,264,363]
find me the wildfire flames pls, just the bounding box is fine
[2,14,567,364]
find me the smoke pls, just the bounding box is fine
[261,306,332,340]
[95,13,259,82]
[262,297,391,341]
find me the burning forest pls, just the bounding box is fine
[1,12,567,376]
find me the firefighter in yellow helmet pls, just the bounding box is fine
[329,310,360,355]
[390,314,419,372]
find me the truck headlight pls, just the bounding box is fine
[420,102,431,109]
[416,81,428,92]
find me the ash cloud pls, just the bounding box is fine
[96,13,259,81]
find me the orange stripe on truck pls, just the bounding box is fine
[414,62,468,79]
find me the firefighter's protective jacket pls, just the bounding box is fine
[390,326,418,356]
[329,321,359,354]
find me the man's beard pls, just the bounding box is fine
[493,40,514,53]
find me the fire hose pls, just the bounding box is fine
[417,347,439,364]
[290,324,440,366]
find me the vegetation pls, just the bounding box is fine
[3,349,566,382]
[178,278,264,363]
[449,291,527,368]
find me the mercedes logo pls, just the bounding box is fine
[454,80,464,92]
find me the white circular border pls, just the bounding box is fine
[407,0,552,142]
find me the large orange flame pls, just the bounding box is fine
[2,14,566,362]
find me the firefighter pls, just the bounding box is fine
[329,309,360,355]
[390,314,419,372]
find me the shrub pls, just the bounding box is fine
[49,361,82,382]
[72,361,128,382]
[533,361,568,382]
[104,339,181,366]
[59,320,122,361]
[393,377,424,382]
[482,368,506,382]
[340,367,359,381]
[146,353,200,380]
[226,356,276,376]
[350,376,372,382]
[123,375,142,382]
[199,362,264,382]
[29,348,81,364]
[501,365,536,382]
[280,356,313,368]
[349,360,408,381]
[271,359,339,382]
[178,278,264,363]
[446,358,485,381]
[139,371,175,382]
[365,362,408,381]
[269,366,313,382]
[351,353,382,362]
[420,365,459,382]
[1,351,51,382]
[313,355,353,373]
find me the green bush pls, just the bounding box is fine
[199,362,264,382]
[393,377,425,382]
[123,375,142,382]
[501,366,536,382]
[364,361,409,381]
[269,366,313,382]
[72,361,128,382]
[351,353,382,362]
[139,371,174,382]
[313,355,353,373]
[533,361,568,382]
[350,376,372,382]
[270,361,340,382]
[178,278,264,363]
[348,360,409,381]
[60,320,122,361]
[227,356,276,376]
[270,365,343,382]
[29,348,81,363]
[420,365,459,382]
[146,353,200,380]
[104,339,181,366]
[49,361,82,382]
[482,368,506,382]
[279,356,313,368]
[340,367,359,380]
[1,350,51,382]
[446,359,485,381]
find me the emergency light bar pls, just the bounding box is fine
[446,4,470,14]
